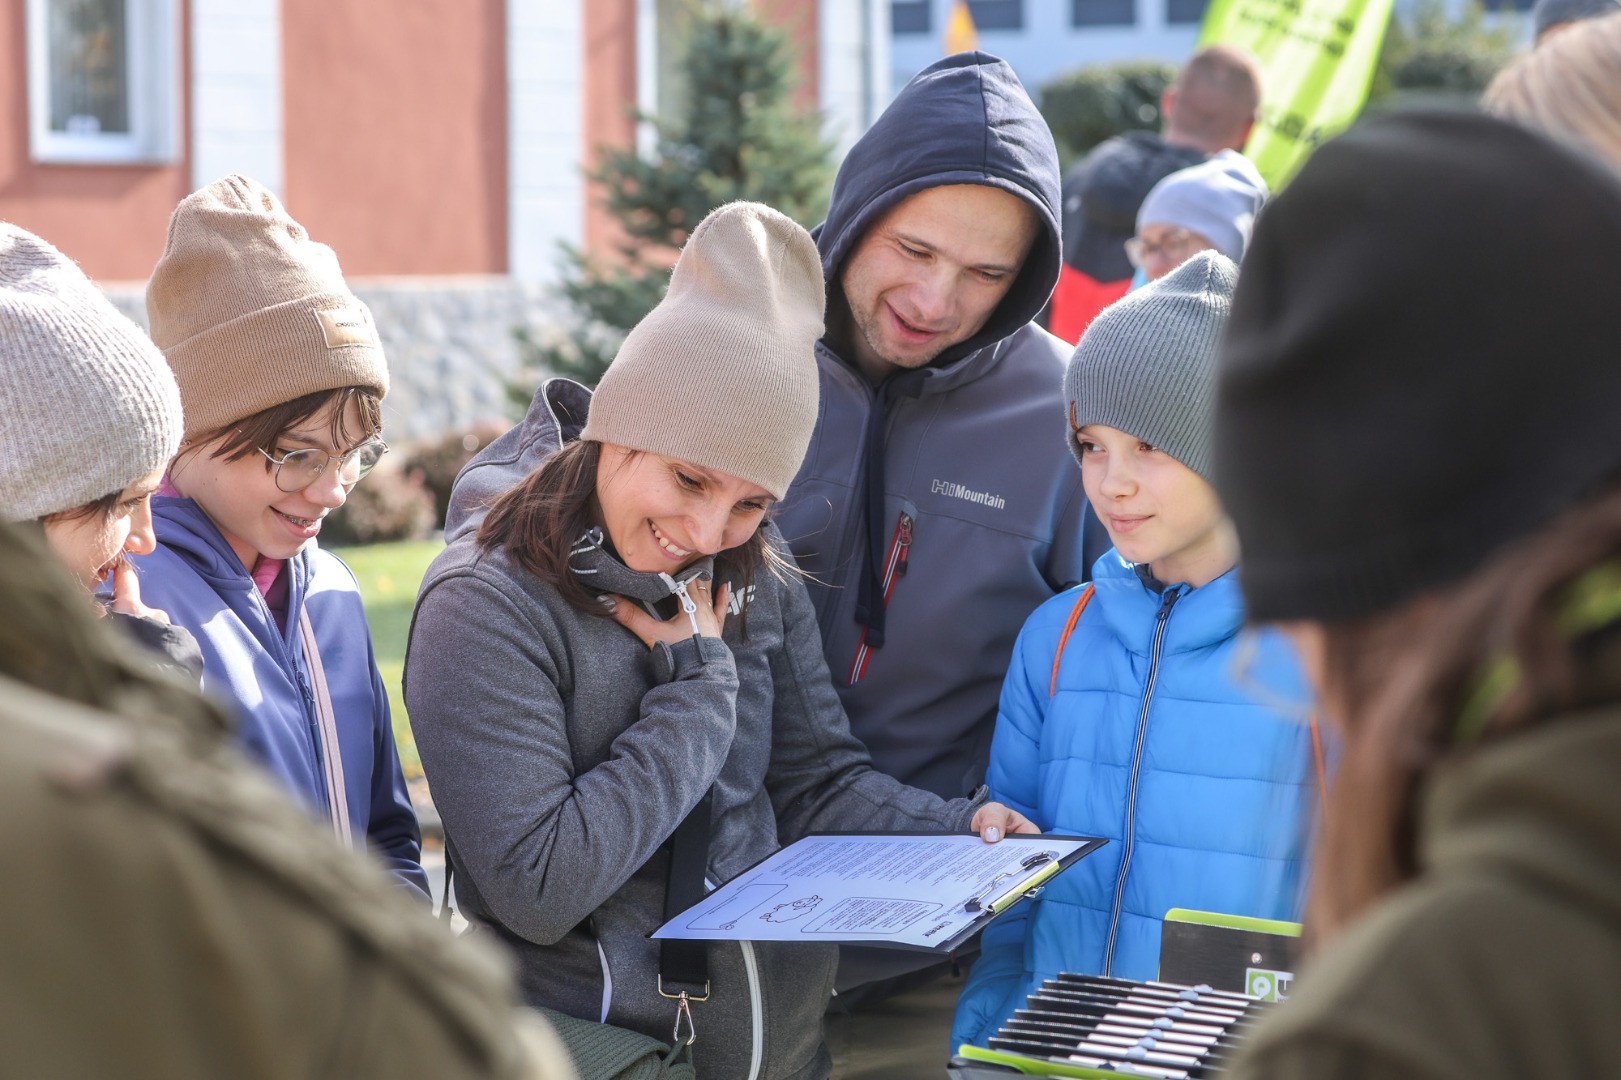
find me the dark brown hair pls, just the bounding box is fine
[1305,481,1621,942]
[41,490,123,527]
[477,439,792,618]
[181,386,383,469]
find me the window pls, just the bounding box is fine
[892,0,931,34]
[968,0,1024,30]
[27,0,178,164]
[1072,0,1135,25]
[1166,0,1208,22]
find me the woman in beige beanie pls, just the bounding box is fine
[133,176,427,898]
[404,202,1032,1080]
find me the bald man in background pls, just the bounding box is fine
[1048,45,1262,344]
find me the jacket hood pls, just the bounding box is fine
[814,51,1062,367]
[150,496,278,590]
[443,378,591,543]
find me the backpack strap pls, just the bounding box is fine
[1309,714,1330,821]
[1048,584,1097,698]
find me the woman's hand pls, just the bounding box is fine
[108,560,173,624]
[971,802,1040,843]
[603,578,731,648]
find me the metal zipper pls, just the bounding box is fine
[740,941,764,1080]
[847,510,913,684]
[1101,586,1182,976]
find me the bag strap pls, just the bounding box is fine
[298,607,355,848]
[659,790,712,997]
[1049,584,1097,697]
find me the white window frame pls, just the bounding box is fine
[26,0,180,164]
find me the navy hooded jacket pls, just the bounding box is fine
[776,52,1102,799]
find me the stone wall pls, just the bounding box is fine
[101,275,563,445]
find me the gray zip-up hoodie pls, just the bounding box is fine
[405,379,978,1080]
[775,52,1098,800]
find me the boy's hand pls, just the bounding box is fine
[972,802,1040,843]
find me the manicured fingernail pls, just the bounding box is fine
[984,826,1001,843]
[596,594,616,611]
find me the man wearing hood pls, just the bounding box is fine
[1047,45,1262,343]
[776,52,1094,805]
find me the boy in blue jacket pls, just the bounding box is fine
[952,251,1318,1048]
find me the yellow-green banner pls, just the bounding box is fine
[1199,0,1394,187]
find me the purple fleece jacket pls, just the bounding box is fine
[134,496,427,897]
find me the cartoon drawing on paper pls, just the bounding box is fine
[686,882,786,931]
[759,895,822,923]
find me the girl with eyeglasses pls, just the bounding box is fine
[133,176,426,897]
[0,223,201,682]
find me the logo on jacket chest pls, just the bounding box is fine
[727,583,756,616]
[930,478,1007,511]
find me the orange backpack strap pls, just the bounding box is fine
[1049,584,1096,698]
[1309,713,1330,821]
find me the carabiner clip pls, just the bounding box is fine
[672,990,697,1047]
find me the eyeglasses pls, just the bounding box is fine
[257,438,388,493]
[1124,228,1205,270]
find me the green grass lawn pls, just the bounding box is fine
[332,538,444,779]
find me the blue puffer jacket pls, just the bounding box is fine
[952,551,1316,1049]
[135,496,427,897]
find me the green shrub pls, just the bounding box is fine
[1369,0,1519,106]
[1039,61,1178,169]
[403,422,512,530]
[520,2,834,389]
[321,465,436,547]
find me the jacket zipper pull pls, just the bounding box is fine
[895,513,914,577]
[1156,586,1181,621]
[662,573,704,639]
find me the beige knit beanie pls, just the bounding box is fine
[0,222,184,521]
[146,175,388,440]
[580,201,824,499]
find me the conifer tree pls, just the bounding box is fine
[518,3,833,389]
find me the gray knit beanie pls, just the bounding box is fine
[1064,250,1237,480]
[0,223,184,521]
[1137,151,1269,265]
[581,201,824,499]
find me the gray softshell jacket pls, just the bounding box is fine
[404,380,978,1080]
[775,52,1097,800]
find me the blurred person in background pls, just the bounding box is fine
[1049,45,1262,343]
[1212,110,1621,1079]
[1126,150,1268,285]
[1487,10,1621,170]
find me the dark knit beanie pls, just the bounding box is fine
[1532,0,1618,37]
[1066,251,1237,481]
[1214,109,1621,624]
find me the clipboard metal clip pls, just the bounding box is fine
[964,849,1060,913]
